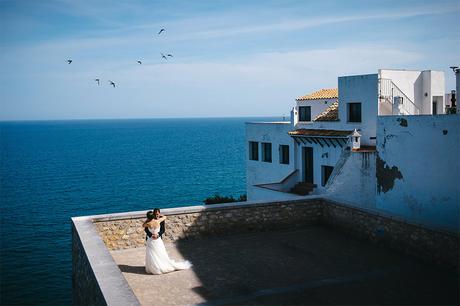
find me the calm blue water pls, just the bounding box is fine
[0,117,279,305]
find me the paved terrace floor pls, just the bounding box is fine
[110,226,459,305]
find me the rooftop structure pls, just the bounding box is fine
[296,88,339,101]
[314,101,339,121]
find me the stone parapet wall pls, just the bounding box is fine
[322,199,459,267]
[93,199,323,250]
[72,217,141,306]
[72,222,106,306]
[91,198,458,267]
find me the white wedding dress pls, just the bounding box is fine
[145,226,192,275]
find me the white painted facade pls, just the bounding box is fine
[292,74,379,146]
[291,141,343,195]
[246,122,297,200]
[325,150,377,209]
[378,69,445,115]
[246,69,450,209]
[294,97,336,124]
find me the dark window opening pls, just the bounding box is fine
[249,141,258,161]
[299,106,311,121]
[279,145,289,164]
[322,165,334,186]
[348,103,362,122]
[262,142,272,163]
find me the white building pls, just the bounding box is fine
[246,68,460,231]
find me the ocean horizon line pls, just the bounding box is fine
[0,115,287,123]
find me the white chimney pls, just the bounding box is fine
[291,106,299,127]
[350,129,361,150]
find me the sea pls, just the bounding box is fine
[0,117,280,305]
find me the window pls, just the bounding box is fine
[262,142,272,162]
[279,145,289,164]
[249,141,258,161]
[322,165,334,186]
[298,106,311,121]
[347,103,362,122]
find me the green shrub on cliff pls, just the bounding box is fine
[203,194,247,205]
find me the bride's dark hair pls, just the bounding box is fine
[146,210,155,221]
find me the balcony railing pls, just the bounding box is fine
[378,78,420,115]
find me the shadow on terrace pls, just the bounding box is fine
[111,200,459,306]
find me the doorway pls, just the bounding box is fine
[302,147,314,183]
[432,101,437,115]
[432,96,443,115]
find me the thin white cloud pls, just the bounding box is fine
[186,5,460,39]
[19,1,459,52]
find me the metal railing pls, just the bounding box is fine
[378,78,420,115]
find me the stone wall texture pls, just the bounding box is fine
[93,200,323,250]
[72,223,107,306]
[92,199,458,267]
[322,200,459,267]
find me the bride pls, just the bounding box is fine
[142,211,192,275]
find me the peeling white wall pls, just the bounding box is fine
[376,115,460,232]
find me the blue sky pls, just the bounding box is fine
[1,0,459,120]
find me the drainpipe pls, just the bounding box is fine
[456,68,460,114]
[448,66,459,114]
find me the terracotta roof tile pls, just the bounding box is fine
[296,88,338,101]
[288,129,352,137]
[314,101,339,121]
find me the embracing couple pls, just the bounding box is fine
[142,208,192,275]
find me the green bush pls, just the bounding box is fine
[203,194,247,205]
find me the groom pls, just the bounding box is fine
[145,208,165,240]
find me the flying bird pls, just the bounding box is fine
[66,59,72,64]
[166,54,173,58]
[161,53,168,60]
[108,80,116,88]
[137,60,142,65]
[158,28,165,35]
[94,78,100,85]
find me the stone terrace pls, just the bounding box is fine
[111,226,458,305]
[72,198,459,305]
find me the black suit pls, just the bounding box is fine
[145,220,165,240]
